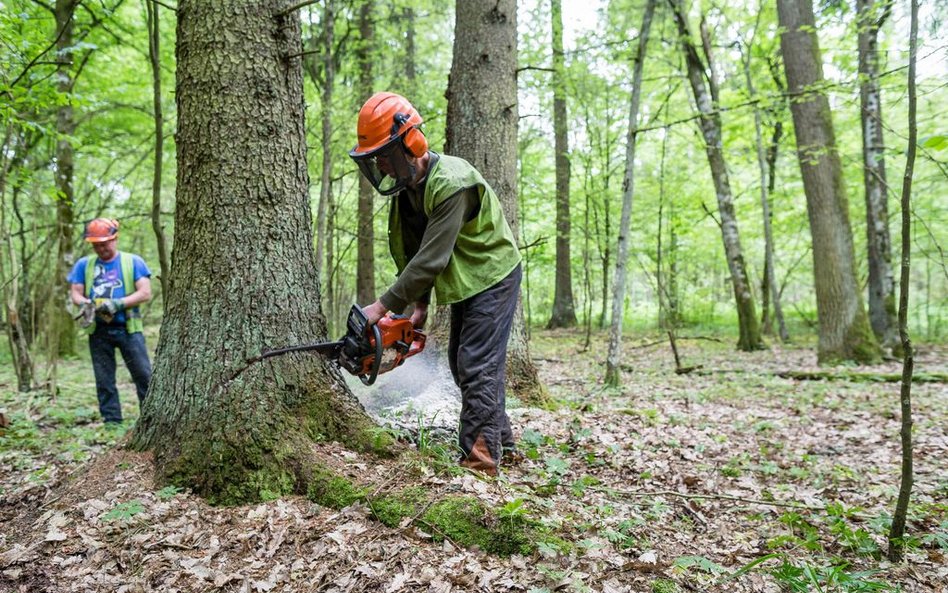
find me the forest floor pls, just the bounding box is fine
[1,328,946,593]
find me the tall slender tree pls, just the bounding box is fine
[777,0,880,363]
[547,0,578,329]
[356,0,376,306]
[147,0,171,304]
[667,0,763,351]
[53,0,78,357]
[131,0,378,503]
[740,32,788,343]
[605,0,657,387]
[446,0,545,404]
[887,0,917,561]
[858,0,898,351]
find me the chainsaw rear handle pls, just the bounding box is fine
[361,322,383,386]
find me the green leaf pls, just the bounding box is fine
[921,135,948,151]
[101,500,145,523]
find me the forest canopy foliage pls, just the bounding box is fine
[0,0,945,361]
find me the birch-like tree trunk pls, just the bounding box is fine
[131,0,376,503]
[858,0,898,351]
[777,0,880,363]
[446,0,545,405]
[355,0,376,306]
[605,0,657,387]
[668,0,762,352]
[547,0,578,329]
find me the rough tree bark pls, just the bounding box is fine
[130,0,378,504]
[777,0,880,363]
[355,0,376,307]
[858,0,898,352]
[605,0,656,387]
[446,0,546,405]
[547,0,578,329]
[668,0,763,352]
[147,0,172,304]
[887,0,917,562]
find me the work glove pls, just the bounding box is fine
[74,301,96,328]
[96,298,125,317]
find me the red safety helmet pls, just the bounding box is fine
[349,92,429,195]
[84,218,120,243]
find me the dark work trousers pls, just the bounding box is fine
[89,324,152,423]
[449,264,522,465]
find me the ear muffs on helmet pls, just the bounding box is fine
[402,126,428,158]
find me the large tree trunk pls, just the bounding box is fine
[53,0,78,357]
[147,0,172,305]
[668,0,762,352]
[131,0,375,504]
[547,0,577,329]
[858,0,898,352]
[446,0,545,405]
[355,1,375,307]
[777,0,880,363]
[605,0,656,387]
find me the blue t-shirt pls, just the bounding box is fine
[68,252,151,324]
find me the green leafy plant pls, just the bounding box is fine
[155,485,183,500]
[769,560,894,592]
[101,500,145,523]
[673,555,727,576]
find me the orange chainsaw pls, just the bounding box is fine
[249,304,426,385]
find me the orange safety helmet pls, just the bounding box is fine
[84,218,120,243]
[349,92,429,195]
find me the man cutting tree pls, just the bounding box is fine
[349,92,522,476]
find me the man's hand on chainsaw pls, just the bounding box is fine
[410,302,428,330]
[362,300,388,326]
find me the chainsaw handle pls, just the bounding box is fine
[406,331,426,358]
[360,322,383,386]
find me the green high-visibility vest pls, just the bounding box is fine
[83,252,144,334]
[388,154,521,304]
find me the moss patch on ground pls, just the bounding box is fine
[306,476,558,556]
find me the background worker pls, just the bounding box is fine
[68,218,153,424]
[349,92,522,476]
